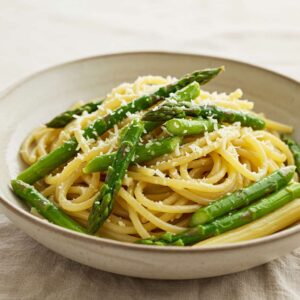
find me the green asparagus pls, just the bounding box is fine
[11,179,87,233]
[165,118,216,136]
[281,134,300,176]
[46,99,103,128]
[143,101,266,130]
[137,182,300,246]
[83,136,182,173]
[189,166,295,227]
[18,68,222,184]
[88,119,144,233]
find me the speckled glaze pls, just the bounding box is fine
[0,52,300,279]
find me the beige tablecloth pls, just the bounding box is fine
[1,1,300,299]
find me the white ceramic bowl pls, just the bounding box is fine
[0,52,300,280]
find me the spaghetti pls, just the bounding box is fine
[20,76,295,243]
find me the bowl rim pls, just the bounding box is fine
[1,50,300,253]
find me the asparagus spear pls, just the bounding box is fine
[143,101,266,130]
[83,136,182,173]
[165,118,215,136]
[11,179,87,233]
[88,119,144,233]
[281,134,300,176]
[18,67,222,184]
[189,166,295,227]
[137,182,300,246]
[46,99,103,128]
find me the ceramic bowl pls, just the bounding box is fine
[0,52,300,280]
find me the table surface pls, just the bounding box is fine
[1,1,300,299]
